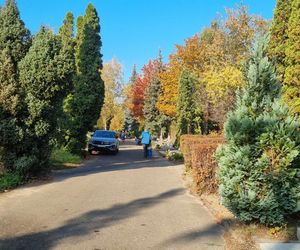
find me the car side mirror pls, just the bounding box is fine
[91,132,94,137]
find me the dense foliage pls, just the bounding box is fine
[216,35,300,226]
[176,69,202,140]
[0,1,104,184]
[284,0,300,114]
[66,3,104,155]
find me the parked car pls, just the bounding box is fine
[88,130,119,155]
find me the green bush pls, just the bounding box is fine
[216,35,300,226]
[50,148,82,169]
[0,172,23,191]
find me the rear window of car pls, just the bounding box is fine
[94,131,115,138]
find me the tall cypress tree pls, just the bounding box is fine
[0,0,31,170]
[67,3,104,154]
[217,35,300,225]
[268,0,292,79]
[56,12,76,146]
[284,0,300,114]
[176,69,202,141]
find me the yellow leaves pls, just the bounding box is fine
[201,66,244,104]
[157,62,181,117]
[110,105,125,131]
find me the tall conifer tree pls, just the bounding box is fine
[144,51,164,136]
[176,69,202,141]
[67,3,104,154]
[0,0,30,170]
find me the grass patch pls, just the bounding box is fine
[50,148,82,169]
[0,171,23,192]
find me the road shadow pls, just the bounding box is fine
[0,188,184,250]
[155,219,227,249]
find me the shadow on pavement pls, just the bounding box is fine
[0,188,184,250]
[155,219,226,249]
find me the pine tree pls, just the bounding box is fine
[268,0,292,79]
[18,27,74,173]
[284,0,300,114]
[216,35,300,226]
[67,3,104,155]
[176,69,202,141]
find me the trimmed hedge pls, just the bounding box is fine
[191,143,220,194]
[180,135,224,170]
[180,135,224,194]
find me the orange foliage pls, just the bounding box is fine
[130,60,159,121]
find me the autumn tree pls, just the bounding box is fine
[157,4,268,131]
[66,3,104,155]
[130,60,157,122]
[123,65,138,132]
[98,58,124,130]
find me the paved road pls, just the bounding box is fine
[0,141,224,250]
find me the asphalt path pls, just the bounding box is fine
[0,140,224,250]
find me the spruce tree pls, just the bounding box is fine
[18,27,74,173]
[284,0,300,114]
[176,69,202,141]
[143,53,164,136]
[216,35,300,226]
[144,77,161,136]
[67,3,104,155]
[268,0,292,79]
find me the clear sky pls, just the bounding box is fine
[1,0,276,81]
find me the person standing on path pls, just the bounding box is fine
[141,128,151,158]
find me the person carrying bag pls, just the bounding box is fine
[141,128,151,158]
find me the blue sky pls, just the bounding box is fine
[1,0,276,81]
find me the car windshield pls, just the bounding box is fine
[93,131,115,138]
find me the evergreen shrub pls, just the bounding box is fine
[216,35,300,226]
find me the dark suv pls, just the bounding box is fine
[88,130,119,154]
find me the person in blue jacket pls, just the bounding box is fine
[141,128,151,158]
